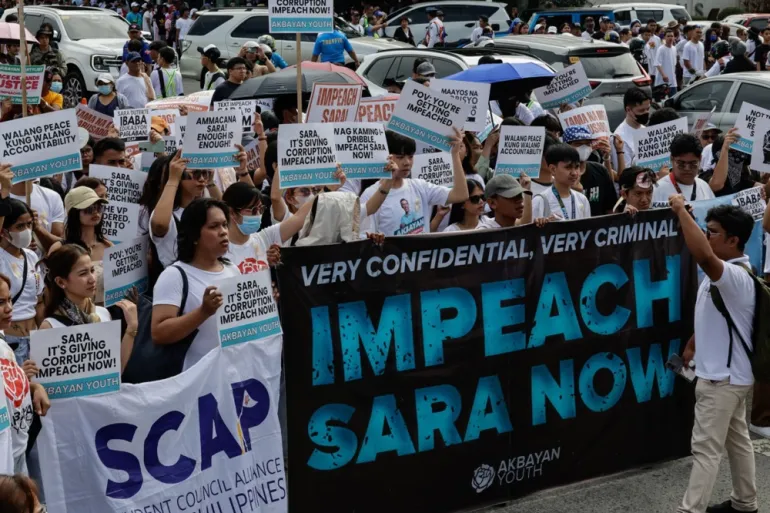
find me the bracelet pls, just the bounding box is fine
[127,329,138,338]
[617,151,624,154]
[258,136,268,141]
[207,183,217,188]
[379,188,390,195]
[237,172,250,178]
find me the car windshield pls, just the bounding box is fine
[387,5,412,20]
[579,53,640,79]
[335,17,360,38]
[60,14,129,40]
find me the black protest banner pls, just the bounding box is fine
[278,210,697,513]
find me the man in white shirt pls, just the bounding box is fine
[424,7,444,48]
[470,15,491,43]
[480,173,532,228]
[142,3,154,35]
[175,7,194,53]
[682,26,705,86]
[151,46,183,98]
[673,197,757,513]
[116,51,155,108]
[349,11,365,36]
[199,45,225,91]
[655,29,679,95]
[705,40,731,78]
[652,133,717,207]
[612,88,651,170]
[581,17,595,41]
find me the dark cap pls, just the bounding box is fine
[436,9,444,16]
[479,14,489,22]
[128,23,141,31]
[198,44,221,60]
[126,51,142,62]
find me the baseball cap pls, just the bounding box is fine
[198,44,221,60]
[435,10,444,16]
[416,61,436,77]
[130,2,139,6]
[600,16,612,23]
[65,187,108,213]
[126,51,142,62]
[151,116,170,135]
[128,23,141,32]
[374,10,384,16]
[259,43,272,55]
[486,174,529,198]
[547,26,557,34]
[702,122,722,133]
[563,125,594,143]
[243,41,259,50]
[95,72,115,85]
[190,8,198,15]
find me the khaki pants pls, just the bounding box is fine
[678,379,757,513]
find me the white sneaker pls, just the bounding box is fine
[749,424,770,438]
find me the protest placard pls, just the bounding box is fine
[244,139,260,170]
[256,97,275,113]
[115,108,150,143]
[148,107,178,136]
[268,0,333,32]
[103,236,149,306]
[75,104,114,141]
[429,78,490,133]
[90,165,147,204]
[175,115,187,147]
[534,62,591,109]
[182,111,242,169]
[412,152,454,187]
[495,126,546,177]
[692,107,716,139]
[357,95,398,124]
[0,109,82,183]
[30,320,121,400]
[216,271,281,347]
[101,201,140,243]
[214,99,258,131]
[731,102,770,154]
[278,123,338,187]
[0,64,45,104]
[146,90,213,112]
[634,117,689,171]
[751,116,770,173]
[388,81,470,152]
[306,83,363,123]
[558,104,611,140]
[332,123,390,180]
[477,110,503,142]
[733,186,766,219]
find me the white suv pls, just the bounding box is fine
[1,6,145,105]
[179,7,411,79]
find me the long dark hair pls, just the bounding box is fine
[138,154,183,212]
[0,474,39,513]
[448,180,481,226]
[42,244,90,318]
[2,199,30,231]
[65,206,108,250]
[177,198,230,263]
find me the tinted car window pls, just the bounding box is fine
[188,15,232,36]
[635,9,663,22]
[749,18,770,30]
[23,13,43,34]
[677,80,733,111]
[579,53,641,78]
[230,15,269,38]
[394,57,414,81]
[439,6,467,22]
[671,8,690,21]
[539,14,571,28]
[363,56,397,85]
[430,58,463,78]
[613,10,632,24]
[730,83,770,112]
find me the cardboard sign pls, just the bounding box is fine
[430,78,490,133]
[175,115,187,148]
[0,109,82,183]
[277,123,338,187]
[182,111,243,169]
[357,95,398,124]
[477,111,503,142]
[692,107,716,139]
[101,201,140,244]
[333,123,390,180]
[558,105,611,140]
[495,126,546,177]
[731,102,770,154]
[30,320,122,399]
[75,104,114,141]
[146,90,213,112]
[732,187,766,220]
[115,108,150,143]
[0,64,45,104]
[103,236,149,306]
[634,117,689,171]
[255,97,275,113]
[533,62,591,110]
[214,99,258,131]
[244,139,260,170]
[216,271,282,347]
[412,152,454,187]
[388,81,470,152]
[751,117,770,173]
[90,165,147,204]
[148,108,178,138]
[306,83,363,123]
[268,0,333,32]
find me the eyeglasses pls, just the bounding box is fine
[674,160,699,171]
[705,229,723,239]
[241,204,265,216]
[83,203,104,214]
[701,134,716,141]
[183,169,213,181]
[468,194,485,204]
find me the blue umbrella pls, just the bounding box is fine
[445,62,555,101]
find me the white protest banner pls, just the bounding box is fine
[75,104,114,141]
[412,152,454,187]
[115,108,150,143]
[429,78,490,133]
[731,102,770,154]
[90,164,147,204]
[102,201,140,244]
[29,320,121,400]
[244,139,260,170]
[148,108,178,137]
[183,111,243,169]
[533,62,591,110]
[269,0,332,32]
[387,81,470,152]
[103,236,149,306]
[38,333,286,513]
[217,271,281,347]
[557,104,611,140]
[214,99,258,131]
[176,115,187,147]
[692,107,716,139]
[146,90,213,112]
[357,95,398,124]
[634,117,689,171]
[477,111,503,142]
[0,64,45,104]
[495,126,546,177]
[332,123,390,180]
[256,97,275,113]
[751,117,770,173]
[278,123,338,187]
[0,109,82,183]
[162,136,177,155]
[732,186,766,219]
[306,83,363,123]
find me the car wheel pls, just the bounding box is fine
[63,70,87,107]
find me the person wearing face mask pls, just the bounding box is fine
[701,130,760,197]
[630,19,642,37]
[87,73,129,118]
[612,88,650,171]
[40,68,63,112]
[613,166,656,214]
[563,126,618,216]
[652,133,717,208]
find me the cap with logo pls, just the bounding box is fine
[198,44,221,60]
[128,23,141,32]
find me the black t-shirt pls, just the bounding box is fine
[580,161,618,216]
[210,80,241,106]
[723,57,756,74]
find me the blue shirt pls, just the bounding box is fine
[126,11,142,25]
[312,31,353,64]
[123,40,153,64]
[271,53,288,69]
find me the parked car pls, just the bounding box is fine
[382,1,510,43]
[688,20,746,38]
[592,3,691,28]
[179,7,411,79]
[526,8,615,32]
[0,5,150,104]
[721,13,770,30]
[663,72,770,134]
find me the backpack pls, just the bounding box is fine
[710,263,770,383]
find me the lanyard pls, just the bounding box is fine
[669,172,696,201]
[551,185,575,220]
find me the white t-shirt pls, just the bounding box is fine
[612,119,645,170]
[470,26,485,42]
[0,337,32,464]
[705,56,731,77]
[515,103,534,125]
[225,225,282,274]
[360,178,450,236]
[203,69,226,91]
[694,256,755,385]
[153,261,241,371]
[443,219,490,232]
[646,36,661,73]
[651,174,714,208]
[116,74,150,108]
[529,179,551,196]
[0,248,42,321]
[654,45,677,85]
[675,38,687,58]
[151,67,184,98]
[701,143,715,172]
[682,41,705,77]
[9,184,65,257]
[143,10,154,33]
[149,207,183,267]
[532,188,591,220]
[175,17,194,40]
[45,306,111,328]
[582,31,592,41]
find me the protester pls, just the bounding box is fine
[612,88,650,170]
[481,174,536,228]
[39,68,63,113]
[441,179,486,232]
[654,29,678,95]
[210,57,249,105]
[532,143,591,220]
[613,166,656,213]
[151,46,184,98]
[349,10,365,36]
[126,2,142,25]
[30,23,64,72]
[393,16,415,46]
[470,15,492,43]
[582,17,595,40]
[682,25,705,85]
[563,126,618,216]
[199,45,225,91]
[312,29,359,67]
[175,8,194,54]
[239,41,276,76]
[723,39,756,74]
[87,74,128,117]
[117,51,155,108]
[257,35,288,69]
[92,137,131,169]
[700,123,723,172]
[142,2,155,35]
[123,24,153,72]
[652,134,717,205]
[706,132,761,196]
[530,114,563,141]
[705,40,731,77]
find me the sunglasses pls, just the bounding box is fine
[468,194,485,204]
[297,186,323,196]
[701,133,717,141]
[83,203,104,214]
[182,169,213,181]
